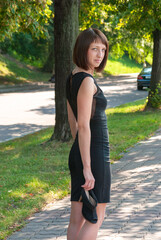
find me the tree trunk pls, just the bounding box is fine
[51,0,79,141]
[146,27,161,109]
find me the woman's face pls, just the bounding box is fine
[87,40,106,71]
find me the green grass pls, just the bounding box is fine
[0,99,161,239]
[0,129,71,239]
[9,50,44,68]
[104,54,143,75]
[0,53,143,86]
[0,54,51,85]
[107,99,161,160]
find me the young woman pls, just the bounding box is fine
[66,28,111,240]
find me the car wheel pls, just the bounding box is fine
[137,85,143,90]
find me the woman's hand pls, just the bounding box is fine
[81,167,95,190]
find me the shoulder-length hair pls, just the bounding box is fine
[73,28,109,72]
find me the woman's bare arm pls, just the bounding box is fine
[67,100,78,140]
[77,77,96,191]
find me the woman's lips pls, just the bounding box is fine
[95,59,101,63]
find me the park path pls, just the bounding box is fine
[7,127,161,240]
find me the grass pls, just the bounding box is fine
[0,53,143,86]
[0,54,51,85]
[104,54,143,75]
[0,128,71,239]
[0,99,161,239]
[107,99,161,160]
[9,50,44,69]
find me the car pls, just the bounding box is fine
[137,67,152,90]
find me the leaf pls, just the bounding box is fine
[29,193,34,197]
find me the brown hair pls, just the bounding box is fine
[73,28,109,72]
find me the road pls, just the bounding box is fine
[0,73,148,143]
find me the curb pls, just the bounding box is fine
[0,82,54,94]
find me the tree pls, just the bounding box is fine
[107,0,161,109]
[148,26,161,109]
[79,0,153,63]
[0,0,52,40]
[51,0,79,141]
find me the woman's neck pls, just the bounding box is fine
[73,66,94,76]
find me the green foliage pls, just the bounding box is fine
[79,0,113,30]
[0,33,49,64]
[115,0,161,34]
[0,0,52,40]
[107,0,161,110]
[148,83,161,109]
[79,0,153,63]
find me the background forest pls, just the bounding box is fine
[0,0,153,72]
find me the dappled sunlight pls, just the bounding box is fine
[0,60,14,77]
[9,178,49,199]
[25,177,49,190]
[12,153,20,160]
[43,189,69,204]
[9,190,29,199]
[140,134,161,144]
[133,164,161,173]
[0,144,15,152]
[106,100,145,115]
[128,151,155,159]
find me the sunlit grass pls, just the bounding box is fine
[107,99,161,160]
[107,99,146,114]
[0,60,13,76]
[104,54,143,75]
[0,99,161,239]
[0,54,51,85]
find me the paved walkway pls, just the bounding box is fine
[7,128,161,240]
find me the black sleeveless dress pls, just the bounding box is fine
[66,72,111,203]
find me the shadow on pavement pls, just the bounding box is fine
[0,123,52,143]
[29,104,55,115]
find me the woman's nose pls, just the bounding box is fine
[97,50,103,58]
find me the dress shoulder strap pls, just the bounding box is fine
[71,72,95,96]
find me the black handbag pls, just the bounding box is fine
[81,188,98,224]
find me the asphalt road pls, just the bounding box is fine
[0,73,148,143]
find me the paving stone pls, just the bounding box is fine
[97,237,114,240]
[31,237,57,240]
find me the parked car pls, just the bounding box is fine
[137,67,152,90]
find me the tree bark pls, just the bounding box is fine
[146,27,161,108]
[51,0,79,141]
